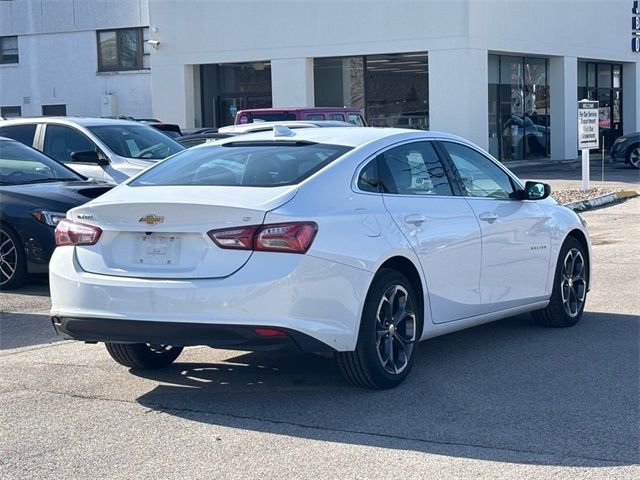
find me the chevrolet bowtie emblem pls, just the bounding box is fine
[138,214,164,225]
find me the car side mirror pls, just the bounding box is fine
[523,181,551,200]
[70,150,109,166]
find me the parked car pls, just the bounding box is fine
[178,132,233,148]
[50,127,591,389]
[610,132,640,169]
[179,121,354,148]
[218,119,354,135]
[0,137,112,289]
[502,114,548,157]
[136,120,183,138]
[181,127,220,136]
[0,117,184,183]
[101,116,183,138]
[235,107,366,126]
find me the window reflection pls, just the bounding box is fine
[314,52,428,130]
[488,55,549,162]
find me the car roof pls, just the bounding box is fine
[213,126,468,148]
[218,120,353,134]
[237,107,361,113]
[0,116,142,127]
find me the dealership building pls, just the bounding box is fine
[2,0,639,163]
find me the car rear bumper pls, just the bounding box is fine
[49,247,372,351]
[51,316,335,353]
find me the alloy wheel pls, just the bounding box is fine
[560,248,587,317]
[147,344,175,354]
[375,285,417,374]
[0,229,18,286]
[629,146,640,168]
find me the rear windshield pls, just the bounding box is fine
[130,143,351,187]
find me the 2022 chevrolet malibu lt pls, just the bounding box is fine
[49,127,592,389]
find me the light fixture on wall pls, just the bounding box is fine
[147,39,160,49]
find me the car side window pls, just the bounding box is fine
[441,142,515,199]
[0,124,37,146]
[379,142,453,196]
[43,124,96,163]
[348,114,364,127]
[330,113,345,121]
[357,159,380,193]
[305,114,325,120]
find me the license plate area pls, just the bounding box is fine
[134,234,181,265]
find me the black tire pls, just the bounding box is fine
[625,143,640,169]
[105,343,183,369]
[336,269,421,389]
[0,224,27,290]
[532,236,588,327]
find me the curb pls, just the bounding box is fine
[564,190,639,212]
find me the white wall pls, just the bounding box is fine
[429,48,489,150]
[148,0,639,159]
[271,58,314,108]
[0,0,151,118]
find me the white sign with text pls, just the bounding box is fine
[578,100,599,150]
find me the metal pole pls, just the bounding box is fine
[602,136,605,182]
[582,149,590,190]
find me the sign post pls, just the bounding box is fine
[578,100,599,190]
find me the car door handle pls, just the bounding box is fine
[478,212,498,223]
[404,214,426,226]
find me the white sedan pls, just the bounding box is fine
[50,127,591,389]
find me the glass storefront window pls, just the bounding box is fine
[597,64,612,89]
[200,62,272,127]
[613,65,621,89]
[365,53,428,129]
[314,57,364,111]
[587,63,596,88]
[577,62,623,150]
[489,55,549,162]
[314,52,428,130]
[578,61,587,87]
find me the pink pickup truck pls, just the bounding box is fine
[235,107,366,126]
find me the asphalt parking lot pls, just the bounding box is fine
[1,196,639,479]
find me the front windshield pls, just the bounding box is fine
[0,140,82,185]
[87,124,184,160]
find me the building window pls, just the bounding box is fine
[488,55,549,162]
[42,104,67,116]
[97,27,149,72]
[314,52,428,130]
[0,36,18,64]
[1,106,21,118]
[578,61,623,150]
[200,62,273,128]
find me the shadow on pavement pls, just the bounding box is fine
[0,312,60,350]
[0,281,50,298]
[134,311,639,467]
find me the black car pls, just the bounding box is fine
[0,137,112,289]
[610,132,640,169]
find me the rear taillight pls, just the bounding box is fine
[254,223,317,253]
[207,226,256,250]
[55,219,102,247]
[208,222,317,254]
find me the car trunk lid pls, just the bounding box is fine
[71,185,297,279]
